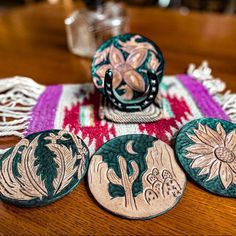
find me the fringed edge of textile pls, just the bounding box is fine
[0,76,45,156]
[0,61,235,156]
[187,61,236,123]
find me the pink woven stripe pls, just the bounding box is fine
[25,85,63,136]
[178,75,229,120]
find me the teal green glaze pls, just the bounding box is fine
[0,130,89,207]
[90,134,186,220]
[96,134,155,198]
[92,33,165,95]
[175,118,236,197]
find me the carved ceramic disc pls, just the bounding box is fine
[88,134,186,219]
[0,130,89,207]
[175,118,236,197]
[92,33,164,101]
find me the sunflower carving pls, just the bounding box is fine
[186,123,236,189]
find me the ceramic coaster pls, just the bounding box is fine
[0,130,89,207]
[175,118,236,197]
[92,33,164,112]
[88,134,186,219]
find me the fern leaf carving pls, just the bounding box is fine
[77,155,85,180]
[69,133,87,180]
[47,143,77,195]
[17,135,48,199]
[0,139,35,200]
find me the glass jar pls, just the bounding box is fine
[65,1,129,58]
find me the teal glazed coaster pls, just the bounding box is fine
[88,134,186,219]
[0,130,89,207]
[175,118,236,197]
[92,34,164,112]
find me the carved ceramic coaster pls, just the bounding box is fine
[92,33,164,112]
[0,130,89,207]
[175,118,236,197]
[88,134,186,219]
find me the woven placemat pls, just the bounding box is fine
[0,62,235,155]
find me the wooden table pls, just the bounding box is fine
[0,2,236,235]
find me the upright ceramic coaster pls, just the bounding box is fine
[92,33,164,112]
[88,134,186,219]
[0,130,89,207]
[175,118,236,197]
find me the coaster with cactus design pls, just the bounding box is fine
[88,134,186,219]
[175,118,236,197]
[0,130,89,207]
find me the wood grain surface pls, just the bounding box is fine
[0,2,236,235]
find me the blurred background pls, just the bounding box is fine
[0,0,235,14]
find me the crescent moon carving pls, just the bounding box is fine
[126,141,138,155]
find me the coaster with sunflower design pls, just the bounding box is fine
[175,118,236,197]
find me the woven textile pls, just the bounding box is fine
[0,62,235,155]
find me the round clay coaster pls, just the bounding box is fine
[88,134,186,219]
[175,118,236,197]
[0,130,89,207]
[92,33,164,100]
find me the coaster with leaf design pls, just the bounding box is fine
[175,118,236,197]
[88,134,186,219]
[0,130,89,207]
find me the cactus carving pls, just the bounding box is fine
[107,156,139,210]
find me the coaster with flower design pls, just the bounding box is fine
[0,130,89,207]
[175,118,236,197]
[92,33,164,113]
[88,134,186,219]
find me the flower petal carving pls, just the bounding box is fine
[126,48,147,69]
[112,70,123,89]
[193,129,215,147]
[186,122,236,190]
[96,64,112,78]
[216,123,226,140]
[225,130,236,151]
[109,45,125,67]
[186,144,213,155]
[207,160,220,181]
[220,163,233,189]
[205,125,224,146]
[123,70,145,93]
[191,154,215,169]
[198,166,211,176]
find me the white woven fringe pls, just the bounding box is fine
[187,61,236,123]
[0,76,45,138]
[0,63,235,157]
